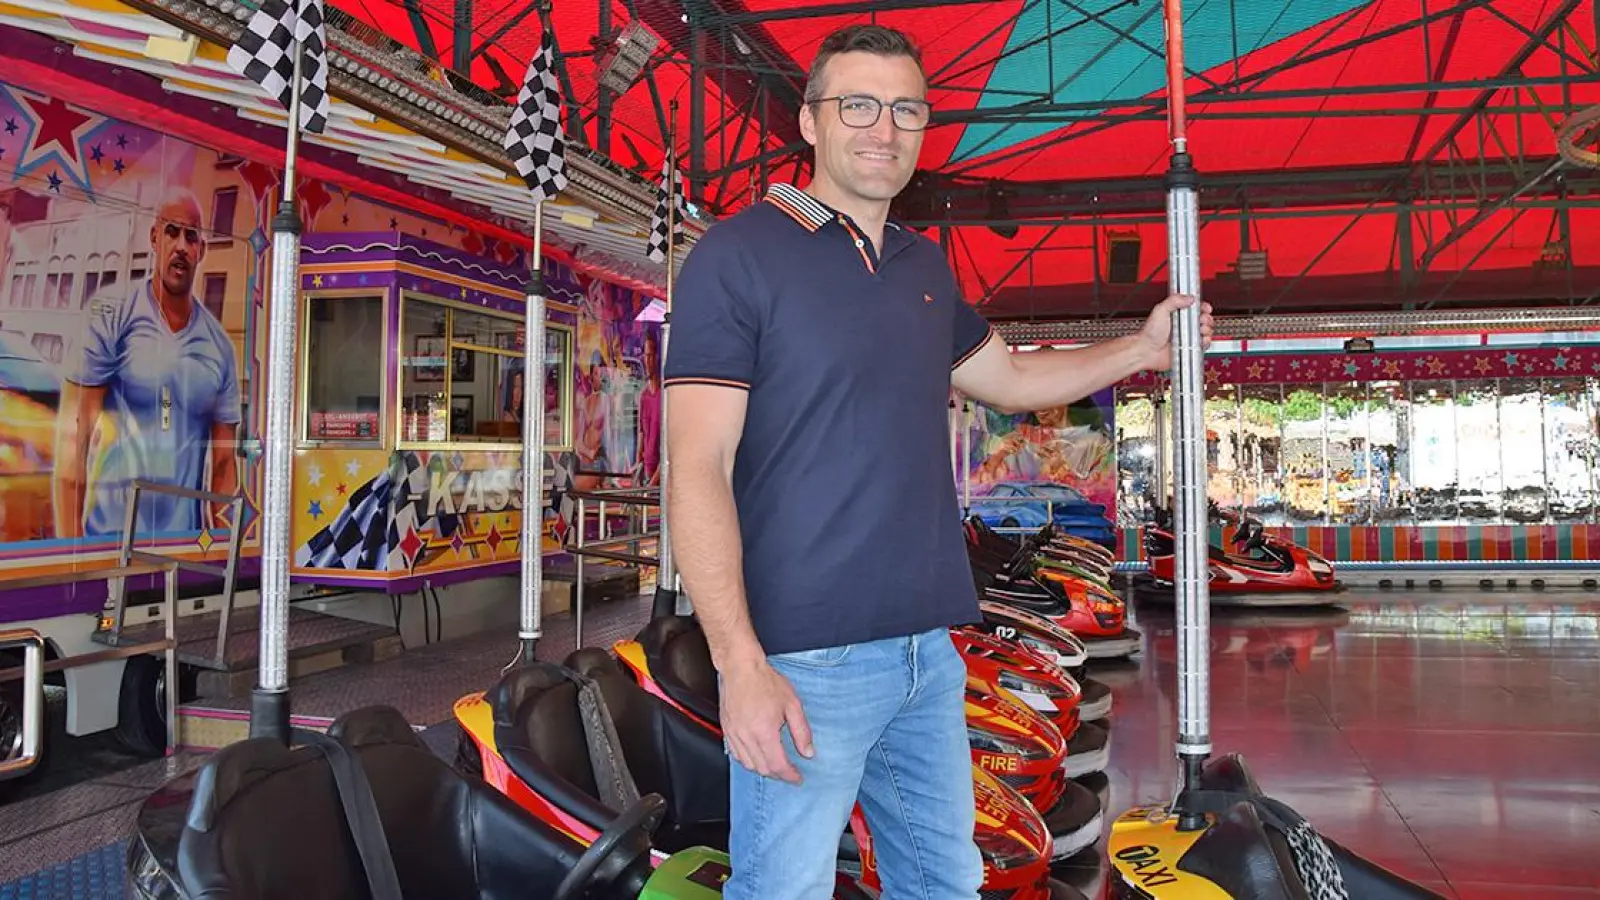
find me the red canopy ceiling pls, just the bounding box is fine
[332,0,1600,318]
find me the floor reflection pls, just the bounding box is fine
[1090,591,1600,896]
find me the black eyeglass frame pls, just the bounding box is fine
[809,94,934,132]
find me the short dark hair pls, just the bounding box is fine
[803,25,925,104]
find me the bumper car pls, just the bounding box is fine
[610,616,1106,865]
[455,649,1087,899]
[1132,506,1345,608]
[126,704,745,900]
[1109,755,1446,899]
[953,627,1112,779]
[973,556,1142,659]
[972,600,1114,720]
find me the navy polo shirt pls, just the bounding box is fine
[663,183,995,655]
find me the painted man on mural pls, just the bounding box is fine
[51,188,242,538]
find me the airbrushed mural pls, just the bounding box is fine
[961,386,1118,548]
[0,79,661,599]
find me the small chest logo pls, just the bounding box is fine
[923,293,935,305]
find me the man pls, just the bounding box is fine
[664,25,1212,899]
[52,187,241,539]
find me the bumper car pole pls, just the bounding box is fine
[1162,0,1212,830]
[518,203,547,664]
[653,106,684,620]
[251,26,308,746]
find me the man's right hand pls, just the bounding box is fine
[720,658,813,784]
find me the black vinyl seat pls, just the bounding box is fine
[153,705,654,900]
[490,655,730,855]
[566,648,732,851]
[636,616,722,726]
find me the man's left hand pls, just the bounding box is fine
[1135,294,1214,372]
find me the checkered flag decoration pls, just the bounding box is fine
[646,156,686,263]
[226,0,330,134]
[504,29,568,202]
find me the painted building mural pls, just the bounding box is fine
[960,387,1117,547]
[0,78,662,602]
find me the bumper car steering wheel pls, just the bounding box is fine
[554,793,666,900]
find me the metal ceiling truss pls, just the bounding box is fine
[901,0,1599,318]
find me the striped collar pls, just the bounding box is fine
[763,182,905,235]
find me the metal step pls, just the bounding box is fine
[93,606,400,698]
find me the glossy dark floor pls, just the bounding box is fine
[1094,592,1600,898]
[3,590,1598,899]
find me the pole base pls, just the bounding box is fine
[249,687,291,745]
[518,637,539,664]
[652,585,678,620]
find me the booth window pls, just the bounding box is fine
[302,294,385,442]
[400,294,572,447]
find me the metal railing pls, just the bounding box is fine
[0,628,44,781]
[0,562,180,761]
[566,487,662,647]
[104,480,246,670]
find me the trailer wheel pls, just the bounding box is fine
[114,656,169,758]
[0,681,47,796]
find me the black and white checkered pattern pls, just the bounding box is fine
[226,0,330,134]
[504,30,568,203]
[646,155,685,263]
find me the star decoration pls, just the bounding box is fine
[341,213,350,225]
[308,500,324,520]
[1246,361,1265,378]
[346,458,361,478]
[1382,360,1404,378]
[1554,353,1569,370]
[1289,359,1302,370]
[115,133,128,148]
[1502,352,1519,367]
[336,482,348,496]
[90,144,103,163]
[388,217,398,229]
[18,94,94,164]
[307,462,324,486]
[312,274,324,287]
[1427,357,1446,375]
[3,118,16,135]
[46,172,61,192]
[1343,361,1359,377]
[1474,357,1493,374]
[113,158,124,173]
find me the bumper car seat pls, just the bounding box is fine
[636,615,722,726]
[490,654,731,854]
[131,704,661,900]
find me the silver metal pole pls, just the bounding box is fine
[252,18,305,744]
[1153,393,1170,508]
[164,566,178,758]
[654,102,684,618]
[961,400,972,512]
[1163,0,1212,826]
[518,205,547,663]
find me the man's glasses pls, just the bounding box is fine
[813,94,933,132]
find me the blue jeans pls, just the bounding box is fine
[725,628,982,900]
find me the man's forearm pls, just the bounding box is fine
[999,334,1147,413]
[667,457,766,672]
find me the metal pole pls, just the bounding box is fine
[1163,0,1212,829]
[251,15,305,745]
[961,400,972,512]
[653,102,683,619]
[518,204,547,663]
[1153,392,1170,508]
